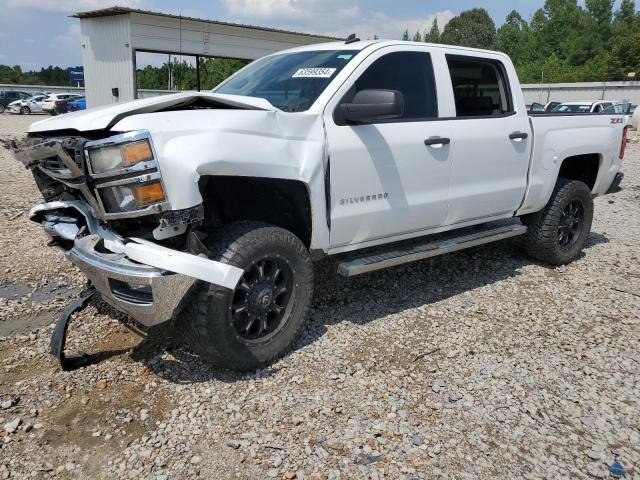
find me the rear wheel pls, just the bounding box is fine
[522,179,594,265]
[180,222,313,371]
[0,105,5,114]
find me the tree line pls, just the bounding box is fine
[404,0,640,83]
[0,65,79,86]
[1,0,638,88]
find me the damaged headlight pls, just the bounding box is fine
[87,139,154,174]
[100,181,166,213]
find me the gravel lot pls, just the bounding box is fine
[1,112,639,480]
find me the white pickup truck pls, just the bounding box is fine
[15,39,628,371]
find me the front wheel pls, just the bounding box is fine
[180,222,313,371]
[20,106,30,115]
[522,179,594,265]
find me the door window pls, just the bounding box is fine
[344,51,438,121]
[446,56,513,117]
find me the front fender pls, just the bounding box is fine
[112,109,330,249]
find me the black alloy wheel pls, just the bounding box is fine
[231,256,294,341]
[557,200,584,249]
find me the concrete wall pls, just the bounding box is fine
[7,80,640,109]
[0,84,174,99]
[522,81,640,106]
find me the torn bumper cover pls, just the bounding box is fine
[30,202,244,327]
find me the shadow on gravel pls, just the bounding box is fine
[73,232,609,383]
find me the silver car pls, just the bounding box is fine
[9,94,49,115]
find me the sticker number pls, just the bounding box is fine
[292,68,337,78]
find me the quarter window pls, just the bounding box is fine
[348,51,438,120]
[446,56,512,117]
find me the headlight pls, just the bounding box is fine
[100,181,166,213]
[88,139,154,174]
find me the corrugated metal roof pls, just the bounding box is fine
[72,6,342,41]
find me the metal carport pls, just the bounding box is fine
[73,7,339,108]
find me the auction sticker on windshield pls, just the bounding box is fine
[292,68,337,78]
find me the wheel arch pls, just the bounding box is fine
[557,153,601,191]
[198,175,314,248]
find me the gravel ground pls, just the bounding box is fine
[0,112,639,480]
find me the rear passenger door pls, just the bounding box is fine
[438,54,532,225]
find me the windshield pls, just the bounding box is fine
[552,104,592,113]
[213,50,358,112]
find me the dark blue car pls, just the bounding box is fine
[67,97,86,112]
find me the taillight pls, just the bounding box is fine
[55,100,65,105]
[619,126,628,160]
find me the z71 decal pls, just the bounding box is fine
[611,117,624,124]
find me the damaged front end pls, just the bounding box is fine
[14,130,243,328]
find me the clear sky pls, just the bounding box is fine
[0,0,613,70]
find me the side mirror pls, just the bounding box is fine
[339,89,404,123]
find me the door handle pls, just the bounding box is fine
[509,131,528,140]
[424,137,450,146]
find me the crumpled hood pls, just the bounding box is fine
[27,92,277,133]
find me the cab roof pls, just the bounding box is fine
[280,39,507,57]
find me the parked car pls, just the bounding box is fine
[14,40,628,371]
[67,97,86,112]
[528,101,560,113]
[602,103,634,127]
[41,94,83,115]
[631,105,640,130]
[0,90,32,113]
[8,94,49,115]
[551,100,619,113]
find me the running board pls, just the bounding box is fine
[337,223,527,277]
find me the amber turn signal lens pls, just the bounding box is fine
[132,181,165,205]
[122,140,153,166]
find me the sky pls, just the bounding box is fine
[0,0,607,70]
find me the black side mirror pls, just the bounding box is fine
[339,89,404,124]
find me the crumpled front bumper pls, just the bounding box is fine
[67,235,197,326]
[30,201,244,327]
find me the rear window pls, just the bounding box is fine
[446,55,513,117]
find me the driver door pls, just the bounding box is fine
[324,47,451,249]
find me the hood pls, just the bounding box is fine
[27,92,278,134]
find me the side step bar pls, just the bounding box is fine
[337,223,527,277]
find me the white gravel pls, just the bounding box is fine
[1,113,639,479]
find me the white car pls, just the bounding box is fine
[41,93,83,115]
[15,40,627,371]
[552,100,619,114]
[8,94,49,115]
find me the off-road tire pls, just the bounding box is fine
[180,222,313,371]
[522,179,594,265]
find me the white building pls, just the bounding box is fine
[74,7,339,107]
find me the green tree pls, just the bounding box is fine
[412,30,423,42]
[614,0,636,25]
[440,8,496,49]
[586,0,614,44]
[425,19,441,43]
[402,29,409,41]
[608,32,640,79]
[496,10,535,67]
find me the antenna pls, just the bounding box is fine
[345,33,360,44]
